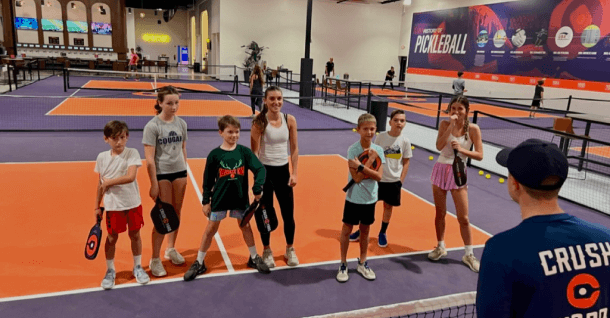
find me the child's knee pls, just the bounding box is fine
[106,233,119,244]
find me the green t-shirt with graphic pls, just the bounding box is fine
[202,145,265,212]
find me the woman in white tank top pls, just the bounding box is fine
[428,96,484,273]
[251,86,300,269]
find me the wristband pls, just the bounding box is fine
[357,164,365,172]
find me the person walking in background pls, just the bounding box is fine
[382,67,396,90]
[325,58,335,78]
[249,65,265,116]
[529,79,544,118]
[445,71,467,113]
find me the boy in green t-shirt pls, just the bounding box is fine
[184,115,270,281]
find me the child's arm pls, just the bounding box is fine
[144,145,158,200]
[201,155,217,207]
[101,165,138,188]
[246,148,265,201]
[94,175,104,219]
[400,158,410,182]
[348,149,383,183]
[436,119,454,151]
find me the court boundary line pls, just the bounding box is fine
[0,245,483,303]
[186,163,235,273]
[336,154,494,238]
[0,154,334,165]
[44,88,81,116]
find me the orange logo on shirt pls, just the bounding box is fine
[567,273,600,309]
[219,160,244,179]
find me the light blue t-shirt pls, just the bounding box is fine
[346,141,386,204]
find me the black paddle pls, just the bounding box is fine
[453,149,467,187]
[240,199,260,228]
[151,197,180,234]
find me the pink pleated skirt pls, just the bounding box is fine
[430,162,467,191]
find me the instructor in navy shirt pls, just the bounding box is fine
[477,139,610,318]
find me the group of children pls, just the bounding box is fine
[94,84,483,289]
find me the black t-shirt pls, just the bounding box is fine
[326,61,334,74]
[386,70,395,80]
[534,85,544,99]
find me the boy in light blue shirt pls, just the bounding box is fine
[337,114,385,283]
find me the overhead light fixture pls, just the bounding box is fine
[403,0,411,4]
[140,12,145,18]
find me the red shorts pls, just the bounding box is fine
[105,205,144,235]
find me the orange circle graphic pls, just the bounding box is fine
[567,273,600,309]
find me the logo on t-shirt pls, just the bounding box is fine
[384,145,402,160]
[158,131,183,145]
[219,159,244,179]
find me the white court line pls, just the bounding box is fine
[337,154,494,238]
[0,154,334,165]
[186,163,234,273]
[0,245,483,303]
[44,88,81,116]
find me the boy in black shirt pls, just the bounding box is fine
[184,115,270,281]
[382,67,395,90]
[326,58,335,78]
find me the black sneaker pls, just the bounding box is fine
[183,260,207,281]
[247,254,271,274]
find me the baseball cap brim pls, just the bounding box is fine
[495,147,513,167]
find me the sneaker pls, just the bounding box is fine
[427,246,447,261]
[336,263,349,283]
[349,230,360,242]
[462,254,480,273]
[262,248,276,268]
[101,269,116,290]
[378,233,388,248]
[247,254,271,274]
[149,258,167,277]
[183,260,207,281]
[357,259,376,281]
[133,265,150,285]
[284,247,299,266]
[165,248,185,265]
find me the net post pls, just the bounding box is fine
[63,68,67,92]
[8,66,13,92]
[366,90,372,113]
[566,95,572,115]
[435,94,443,129]
[234,75,239,94]
[234,65,236,76]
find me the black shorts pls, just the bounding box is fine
[342,200,375,226]
[378,181,402,206]
[157,170,187,182]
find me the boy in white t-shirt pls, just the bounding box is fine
[349,110,412,247]
[94,120,149,290]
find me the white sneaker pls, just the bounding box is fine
[284,247,299,267]
[262,248,276,268]
[164,248,185,265]
[357,259,376,281]
[149,258,167,277]
[428,245,448,261]
[101,269,116,290]
[336,263,349,283]
[462,254,480,273]
[133,265,150,284]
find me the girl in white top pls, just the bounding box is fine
[428,96,484,273]
[251,86,300,268]
[142,86,189,277]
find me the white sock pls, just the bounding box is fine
[133,255,141,267]
[106,259,115,271]
[248,246,258,259]
[438,241,446,249]
[465,245,473,256]
[197,251,206,264]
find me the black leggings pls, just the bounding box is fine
[251,90,263,115]
[260,164,295,246]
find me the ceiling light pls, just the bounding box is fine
[140,12,145,18]
[403,0,411,5]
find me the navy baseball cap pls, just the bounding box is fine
[495,139,568,190]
